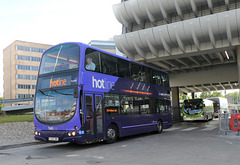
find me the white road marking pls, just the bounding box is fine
[181,127,198,131]
[225,141,232,145]
[164,127,181,131]
[200,127,217,131]
[84,155,104,159]
[165,126,218,132]
[121,145,128,147]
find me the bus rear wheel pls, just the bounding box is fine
[156,121,163,134]
[106,124,118,144]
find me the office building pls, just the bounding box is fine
[3,40,52,103]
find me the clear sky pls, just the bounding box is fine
[0,0,122,97]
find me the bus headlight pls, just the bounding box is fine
[34,131,40,136]
[72,132,76,136]
[68,132,72,136]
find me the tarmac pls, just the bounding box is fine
[1,120,240,165]
[0,120,239,149]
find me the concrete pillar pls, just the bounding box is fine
[237,46,240,104]
[171,87,181,122]
[237,46,240,88]
[191,92,195,99]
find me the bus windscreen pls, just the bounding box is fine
[35,88,77,124]
[39,44,79,75]
[183,99,203,115]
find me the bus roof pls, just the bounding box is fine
[43,42,168,74]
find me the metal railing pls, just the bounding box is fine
[219,113,240,136]
[218,113,230,135]
[0,98,34,114]
[0,98,33,106]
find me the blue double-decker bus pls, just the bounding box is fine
[34,42,172,144]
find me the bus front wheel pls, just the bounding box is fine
[156,121,163,134]
[106,124,118,144]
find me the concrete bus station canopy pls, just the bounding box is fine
[113,0,240,93]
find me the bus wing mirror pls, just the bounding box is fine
[74,87,79,98]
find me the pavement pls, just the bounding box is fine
[0,122,35,146]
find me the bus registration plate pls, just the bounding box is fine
[48,137,59,141]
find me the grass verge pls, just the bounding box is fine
[0,114,33,123]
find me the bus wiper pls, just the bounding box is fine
[50,89,73,95]
[38,89,54,97]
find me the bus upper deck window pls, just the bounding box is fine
[85,49,100,72]
[39,44,79,75]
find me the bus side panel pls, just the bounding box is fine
[105,114,171,138]
[120,114,157,137]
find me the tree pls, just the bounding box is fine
[200,91,224,99]
[227,92,240,104]
[209,91,224,98]
[200,92,210,99]
[179,94,187,101]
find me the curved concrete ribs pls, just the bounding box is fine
[113,9,240,59]
[112,0,225,28]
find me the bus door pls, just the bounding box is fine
[84,94,104,141]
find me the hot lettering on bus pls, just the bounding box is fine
[106,109,118,112]
[50,78,67,88]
